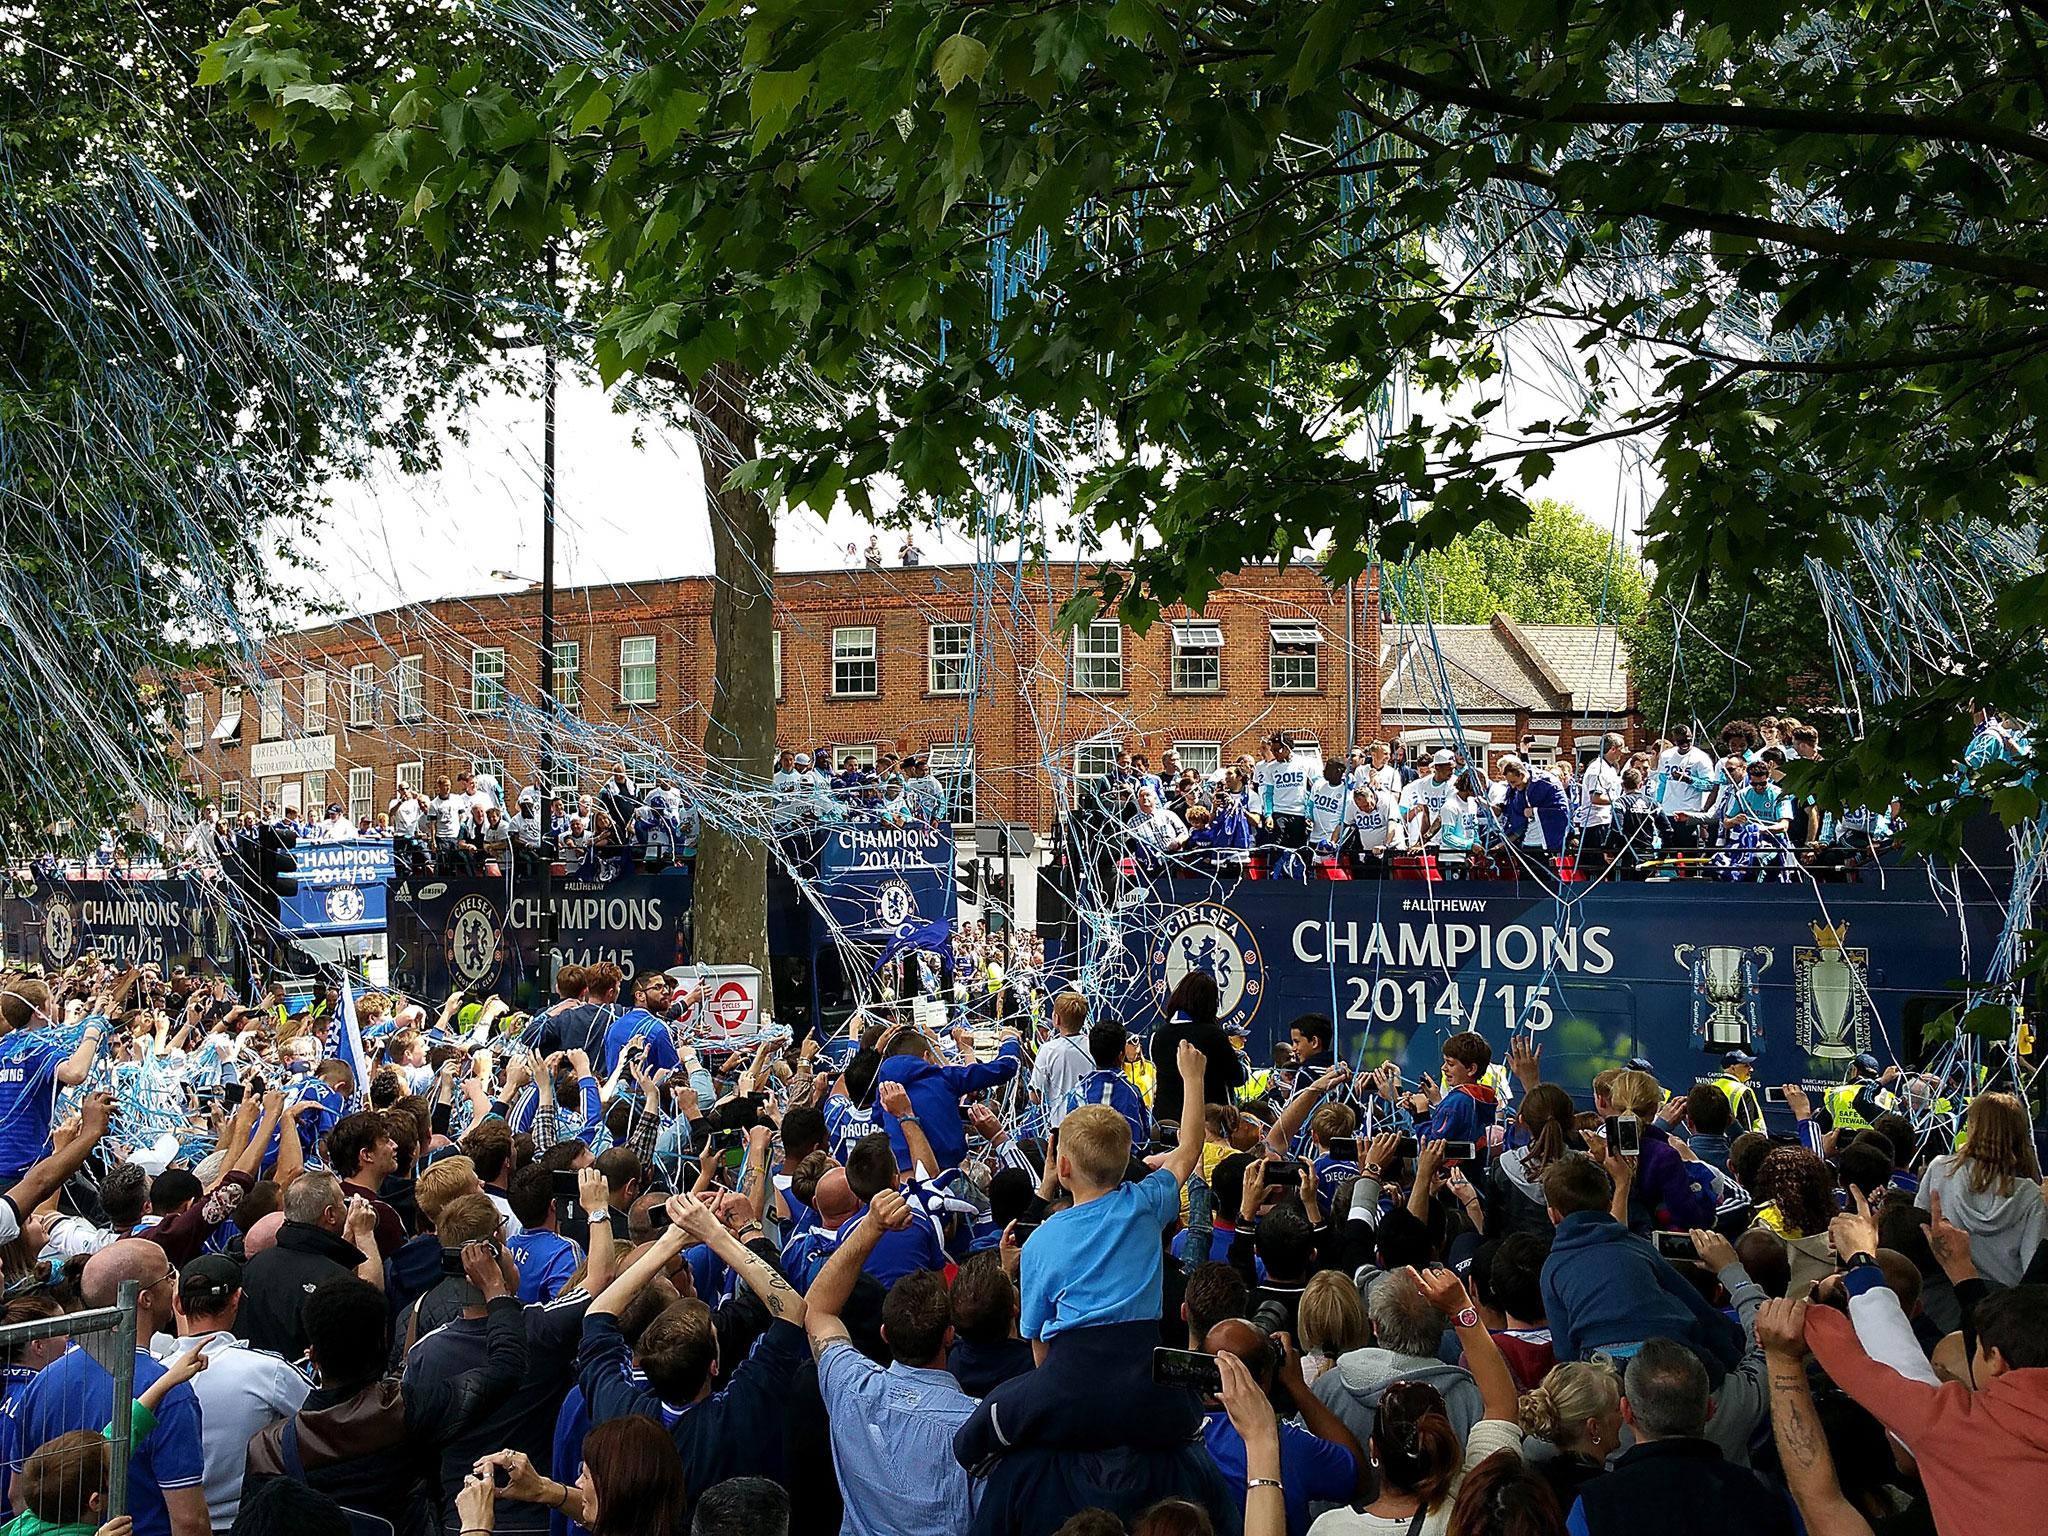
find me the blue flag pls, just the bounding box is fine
[875,916,951,973]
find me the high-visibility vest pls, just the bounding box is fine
[1713,1075,1762,1131]
[1825,1083,1873,1132]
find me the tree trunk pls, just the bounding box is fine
[690,366,774,993]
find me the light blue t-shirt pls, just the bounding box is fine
[1020,1166,1179,1341]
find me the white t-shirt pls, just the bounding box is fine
[1399,774,1455,841]
[391,798,424,837]
[429,795,465,837]
[1581,756,1623,828]
[156,1332,311,1529]
[1343,790,1400,850]
[1656,747,1718,814]
[1308,779,1349,844]
[1308,1420,1523,1536]
[1263,760,1312,817]
[470,774,504,810]
[1031,1033,1097,1129]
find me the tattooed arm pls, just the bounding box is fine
[1761,1297,1875,1536]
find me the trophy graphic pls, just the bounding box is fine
[1796,922,1869,1059]
[1674,942,1775,1049]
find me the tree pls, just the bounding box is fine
[1397,500,1647,627]
[208,0,2048,830]
[1623,565,1841,738]
[0,2,537,851]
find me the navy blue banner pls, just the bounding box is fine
[1,878,239,973]
[1089,865,2008,1095]
[282,840,395,936]
[385,871,694,1008]
[812,824,956,937]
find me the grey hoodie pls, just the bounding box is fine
[1311,1344,1484,1450]
[1917,1154,2048,1287]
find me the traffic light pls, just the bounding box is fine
[253,823,298,919]
[955,858,981,914]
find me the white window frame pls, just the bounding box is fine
[471,757,506,796]
[832,626,879,698]
[927,623,974,695]
[395,656,424,722]
[551,641,580,709]
[304,771,326,811]
[212,687,244,743]
[551,752,582,798]
[470,647,507,713]
[258,679,285,740]
[928,743,975,825]
[349,663,376,727]
[1074,736,1122,780]
[1071,621,1124,692]
[348,766,374,826]
[620,636,657,706]
[622,753,662,788]
[1268,620,1322,693]
[259,777,282,811]
[1170,619,1223,694]
[220,780,242,816]
[301,672,327,733]
[1289,736,1324,772]
[835,744,879,771]
[397,761,425,796]
[182,693,204,750]
[1174,741,1223,778]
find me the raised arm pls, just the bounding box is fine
[56,1012,109,1087]
[5,1092,113,1214]
[806,1188,912,1356]
[1412,1265,1518,1424]
[1760,1298,1875,1536]
[1163,1041,1208,1187]
[232,1090,285,1182]
[575,1164,618,1295]
[668,1193,805,1329]
[1265,1064,1349,1155]
[879,1081,939,1173]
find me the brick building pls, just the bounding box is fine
[176,561,1389,834]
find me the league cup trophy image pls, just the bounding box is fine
[1674,942,1774,1049]
[1796,922,1869,1060]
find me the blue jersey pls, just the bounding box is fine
[0,1032,68,1176]
[601,1008,680,1077]
[18,1348,203,1536]
[1060,1069,1150,1147]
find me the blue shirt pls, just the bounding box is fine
[1202,1409,1357,1536]
[1060,1069,1149,1147]
[817,1345,981,1536]
[17,1346,204,1536]
[874,1040,1023,1171]
[1021,1167,1179,1341]
[508,1227,581,1303]
[802,1208,950,1292]
[600,1008,679,1076]
[0,1033,67,1175]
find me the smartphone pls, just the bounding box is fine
[1151,1347,1223,1394]
[1327,1136,1359,1163]
[1762,1086,1789,1104]
[1606,1112,1642,1157]
[645,1204,672,1233]
[551,1169,583,1234]
[1007,1218,1042,1243]
[220,1081,245,1109]
[1261,1157,1304,1182]
[1440,1140,1478,1162]
[1654,1231,1698,1260]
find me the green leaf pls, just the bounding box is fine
[934,33,990,94]
[570,87,613,137]
[748,67,814,147]
[486,162,522,215]
[280,82,352,117]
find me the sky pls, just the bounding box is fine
[306,346,1660,621]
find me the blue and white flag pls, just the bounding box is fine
[323,971,372,1112]
[874,916,952,973]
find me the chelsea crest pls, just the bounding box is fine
[1150,903,1264,1033]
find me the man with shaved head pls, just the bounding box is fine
[11,1239,209,1536]
[1198,1315,1365,1535]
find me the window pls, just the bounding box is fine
[220,780,242,816]
[304,772,326,810]
[928,744,975,825]
[1072,621,1124,692]
[211,688,243,743]
[551,641,580,709]
[1074,737,1122,780]
[620,636,657,706]
[1174,742,1223,778]
[551,752,582,798]
[928,623,974,695]
[623,753,661,788]
[772,630,782,699]
[397,761,425,795]
[835,744,879,770]
[395,657,424,722]
[348,664,376,727]
[471,757,506,788]
[302,673,326,732]
[1170,619,1223,693]
[259,777,282,810]
[182,694,203,750]
[1269,619,1321,692]
[832,627,878,696]
[348,766,374,826]
[258,679,285,740]
[471,647,506,712]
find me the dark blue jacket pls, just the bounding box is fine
[1539,1211,1745,1375]
[1569,1437,1795,1536]
[1502,775,1572,852]
[1629,1124,1718,1233]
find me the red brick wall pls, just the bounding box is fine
[177,562,1384,831]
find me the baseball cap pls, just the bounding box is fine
[179,1253,242,1309]
[1722,1048,1758,1066]
[1430,750,1456,767]
[1624,1056,1655,1073]
[1852,1052,1881,1075]
[794,753,811,765]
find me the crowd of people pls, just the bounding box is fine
[1080,716,1920,887]
[0,953,2038,1536]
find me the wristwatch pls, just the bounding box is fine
[1455,1306,1480,1329]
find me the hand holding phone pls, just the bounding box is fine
[1152,1347,1223,1395]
